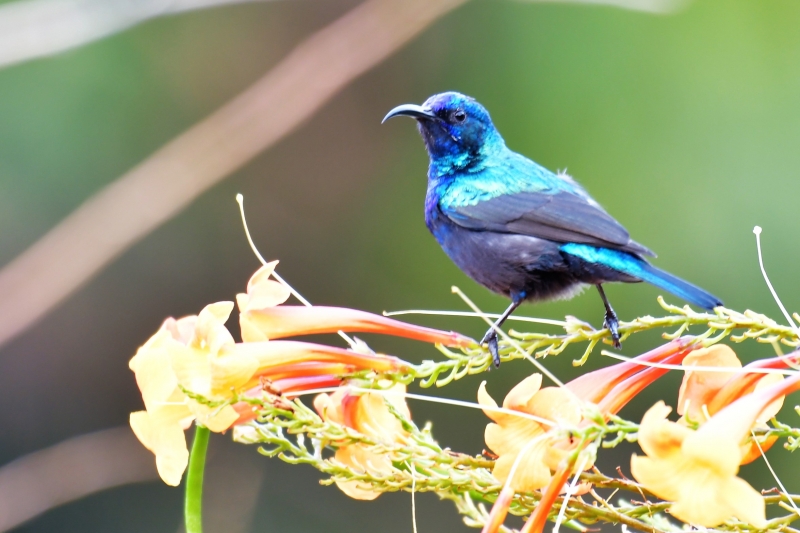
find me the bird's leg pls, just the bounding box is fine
[481,300,522,368]
[596,284,621,349]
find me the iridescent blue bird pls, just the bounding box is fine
[383,92,721,366]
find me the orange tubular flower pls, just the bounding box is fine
[236,340,408,377]
[480,484,515,533]
[130,300,413,486]
[677,345,790,462]
[707,351,798,414]
[520,463,574,533]
[313,384,410,500]
[567,337,699,406]
[237,262,475,347]
[478,338,698,494]
[631,373,800,528]
[678,345,787,421]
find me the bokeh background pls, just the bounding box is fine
[1,0,800,531]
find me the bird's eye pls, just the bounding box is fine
[452,110,467,123]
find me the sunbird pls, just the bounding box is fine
[383,91,721,366]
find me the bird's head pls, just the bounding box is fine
[383,92,504,172]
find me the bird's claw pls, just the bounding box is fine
[603,311,622,349]
[481,330,501,368]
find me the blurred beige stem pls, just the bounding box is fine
[0,0,280,70]
[0,427,157,532]
[514,0,691,14]
[0,0,690,73]
[0,0,468,350]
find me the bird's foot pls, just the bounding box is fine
[603,311,622,349]
[481,329,501,368]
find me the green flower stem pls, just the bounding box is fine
[185,425,210,533]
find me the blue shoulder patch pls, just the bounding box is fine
[560,243,645,277]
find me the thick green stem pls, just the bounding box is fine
[185,425,210,533]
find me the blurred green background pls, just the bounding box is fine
[1,0,800,531]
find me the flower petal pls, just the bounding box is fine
[492,444,552,492]
[696,373,800,449]
[130,408,191,486]
[668,468,743,527]
[314,391,346,425]
[171,346,212,397]
[630,454,683,502]
[678,345,741,420]
[245,262,280,294]
[681,429,741,477]
[478,381,506,424]
[333,445,392,500]
[189,403,241,433]
[129,332,181,411]
[209,348,259,397]
[753,373,784,424]
[739,435,778,465]
[352,386,409,441]
[478,381,519,425]
[240,279,291,313]
[485,418,544,457]
[724,476,767,528]
[163,316,197,344]
[637,401,692,459]
[192,302,235,353]
[239,312,269,342]
[527,387,582,425]
[502,374,542,411]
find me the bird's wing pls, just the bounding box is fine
[443,189,655,257]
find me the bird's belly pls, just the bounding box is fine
[428,216,583,302]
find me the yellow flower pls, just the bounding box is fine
[632,372,800,528]
[478,375,585,492]
[677,344,785,462]
[477,340,697,493]
[678,345,742,422]
[130,300,413,486]
[237,262,474,347]
[129,302,256,486]
[314,384,410,500]
[631,401,766,527]
[678,344,784,422]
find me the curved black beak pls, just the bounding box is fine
[382,104,436,124]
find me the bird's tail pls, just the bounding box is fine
[560,243,722,310]
[634,262,722,310]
